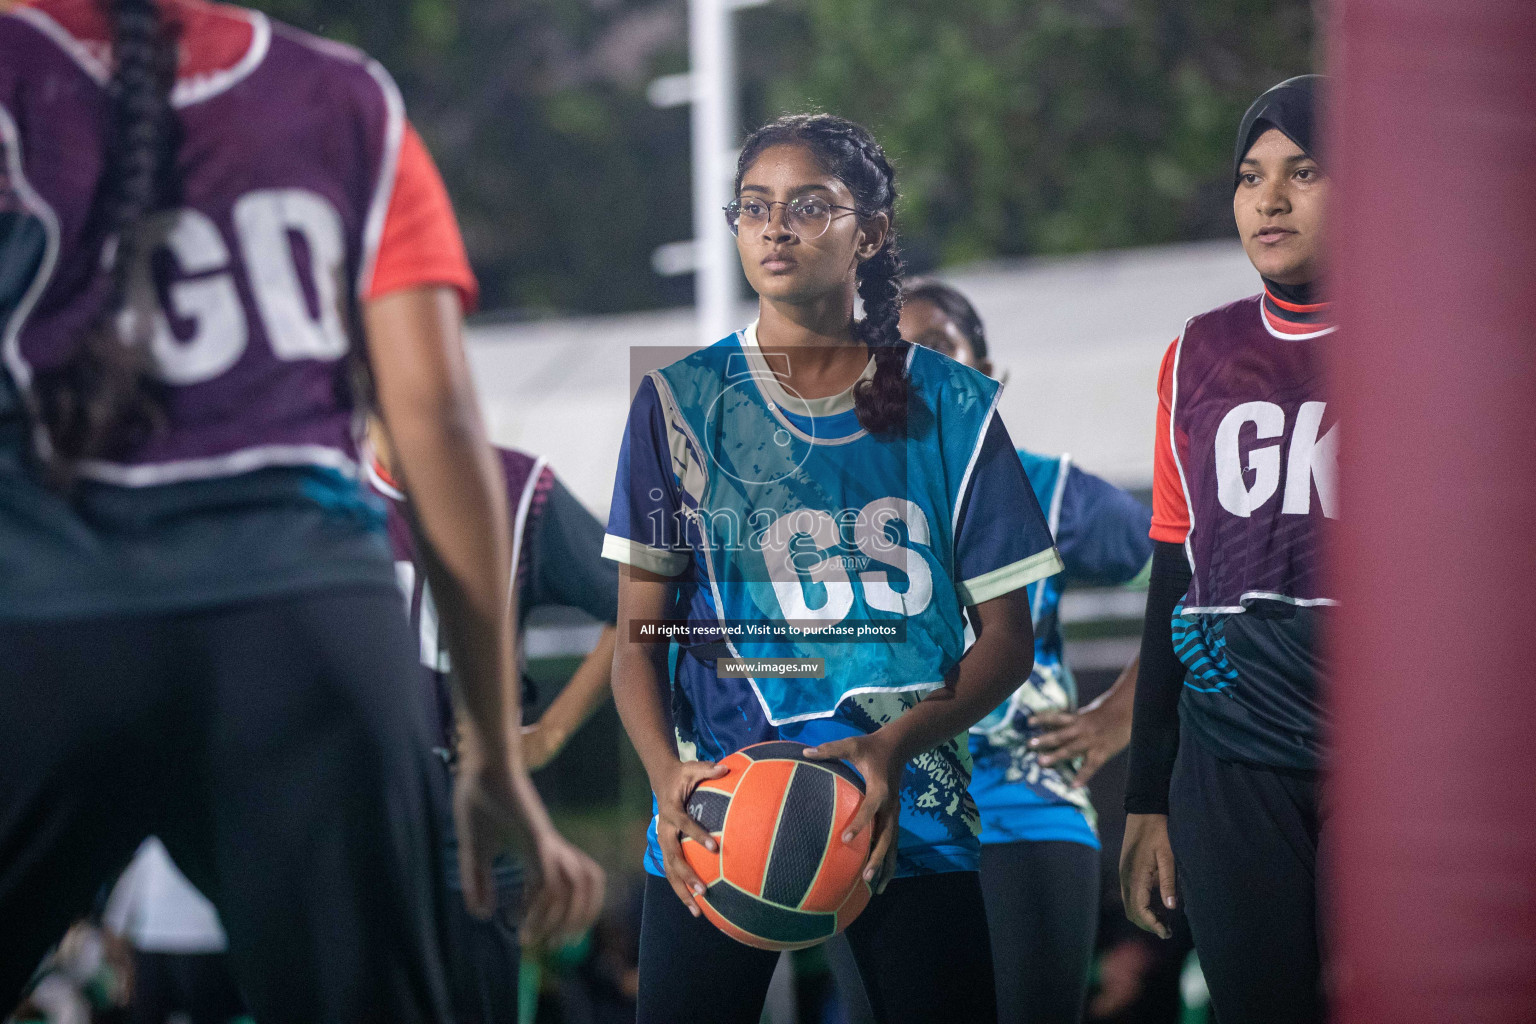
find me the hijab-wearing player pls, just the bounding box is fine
[605,113,1061,1024]
[902,279,1152,1024]
[1120,75,1333,1024]
[0,0,594,1016]
[367,421,611,1021]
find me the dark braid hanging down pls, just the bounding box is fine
[34,0,177,475]
[734,114,910,436]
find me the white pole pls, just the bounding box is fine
[688,0,737,347]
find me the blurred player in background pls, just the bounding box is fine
[606,113,1061,1024]
[1120,75,1332,1024]
[104,838,245,1024]
[367,419,610,1022]
[0,0,593,1016]
[901,279,1152,1024]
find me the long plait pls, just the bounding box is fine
[35,0,176,477]
[845,133,908,437]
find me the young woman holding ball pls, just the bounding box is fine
[605,113,1061,1024]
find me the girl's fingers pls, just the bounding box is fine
[658,827,708,906]
[671,764,724,851]
[1126,858,1172,940]
[841,789,882,843]
[1038,741,1086,767]
[863,812,897,884]
[541,859,575,941]
[801,739,856,761]
[875,833,900,893]
[535,866,570,944]
[524,876,557,945]
[574,859,607,938]
[664,870,700,916]
[559,860,594,942]
[456,814,497,920]
[1071,754,1105,786]
[1129,891,1161,935]
[675,811,719,852]
[668,784,719,851]
[1156,845,1178,912]
[685,760,729,781]
[1029,712,1076,730]
[1030,727,1077,752]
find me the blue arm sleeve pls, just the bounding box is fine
[953,415,1063,605]
[602,376,690,576]
[1055,465,1154,588]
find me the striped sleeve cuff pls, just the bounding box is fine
[601,534,689,578]
[957,547,1064,606]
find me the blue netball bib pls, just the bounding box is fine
[648,332,995,725]
[606,324,1062,875]
[972,451,1073,737]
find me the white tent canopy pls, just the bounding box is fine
[466,239,1261,515]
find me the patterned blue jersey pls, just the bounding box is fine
[968,451,1151,848]
[604,324,1060,876]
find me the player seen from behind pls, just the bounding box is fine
[0,0,593,1015]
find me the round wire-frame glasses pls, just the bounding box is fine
[723,195,858,240]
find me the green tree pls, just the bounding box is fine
[253,0,1314,314]
[253,0,695,314]
[747,0,1315,268]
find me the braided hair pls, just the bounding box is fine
[34,0,177,476]
[734,114,909,436]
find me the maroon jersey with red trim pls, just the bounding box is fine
[0,1,401,485]
[1169,294,1338,614]
[369,447,554,749]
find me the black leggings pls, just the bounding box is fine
[128,952,245,1024]
[1168,733,1324,1024]
[978,840,1100,1024]
[637,870,997,1024]
[443,875,524,1024]
[0,587,453,1023]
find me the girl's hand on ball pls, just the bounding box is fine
[802,733,903,894]
[652,758,729,916]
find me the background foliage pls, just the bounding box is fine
[253,0,1317,314]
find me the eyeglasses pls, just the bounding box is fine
[724,196,858,240]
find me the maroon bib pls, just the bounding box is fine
[1170,295,1337,612]
[372,447,554,675]
[1,8,399,484]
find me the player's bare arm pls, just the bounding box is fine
[523,625,617,770]
[364,286,604,938]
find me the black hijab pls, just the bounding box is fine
[1235,74,1325,304]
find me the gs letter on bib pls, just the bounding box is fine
[648,336,998,725]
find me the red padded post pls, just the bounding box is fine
[1330,1,1536,1020]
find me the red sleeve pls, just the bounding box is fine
[364,122,480,312]
[1150,337,1191,544]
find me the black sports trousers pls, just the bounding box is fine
[0,586,454,1023]
[978,839,1099,1024]
[1167,731,1326,1024]
[127,951,246,1024]
[636,870,997,1024]
[443,870,524,1024]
